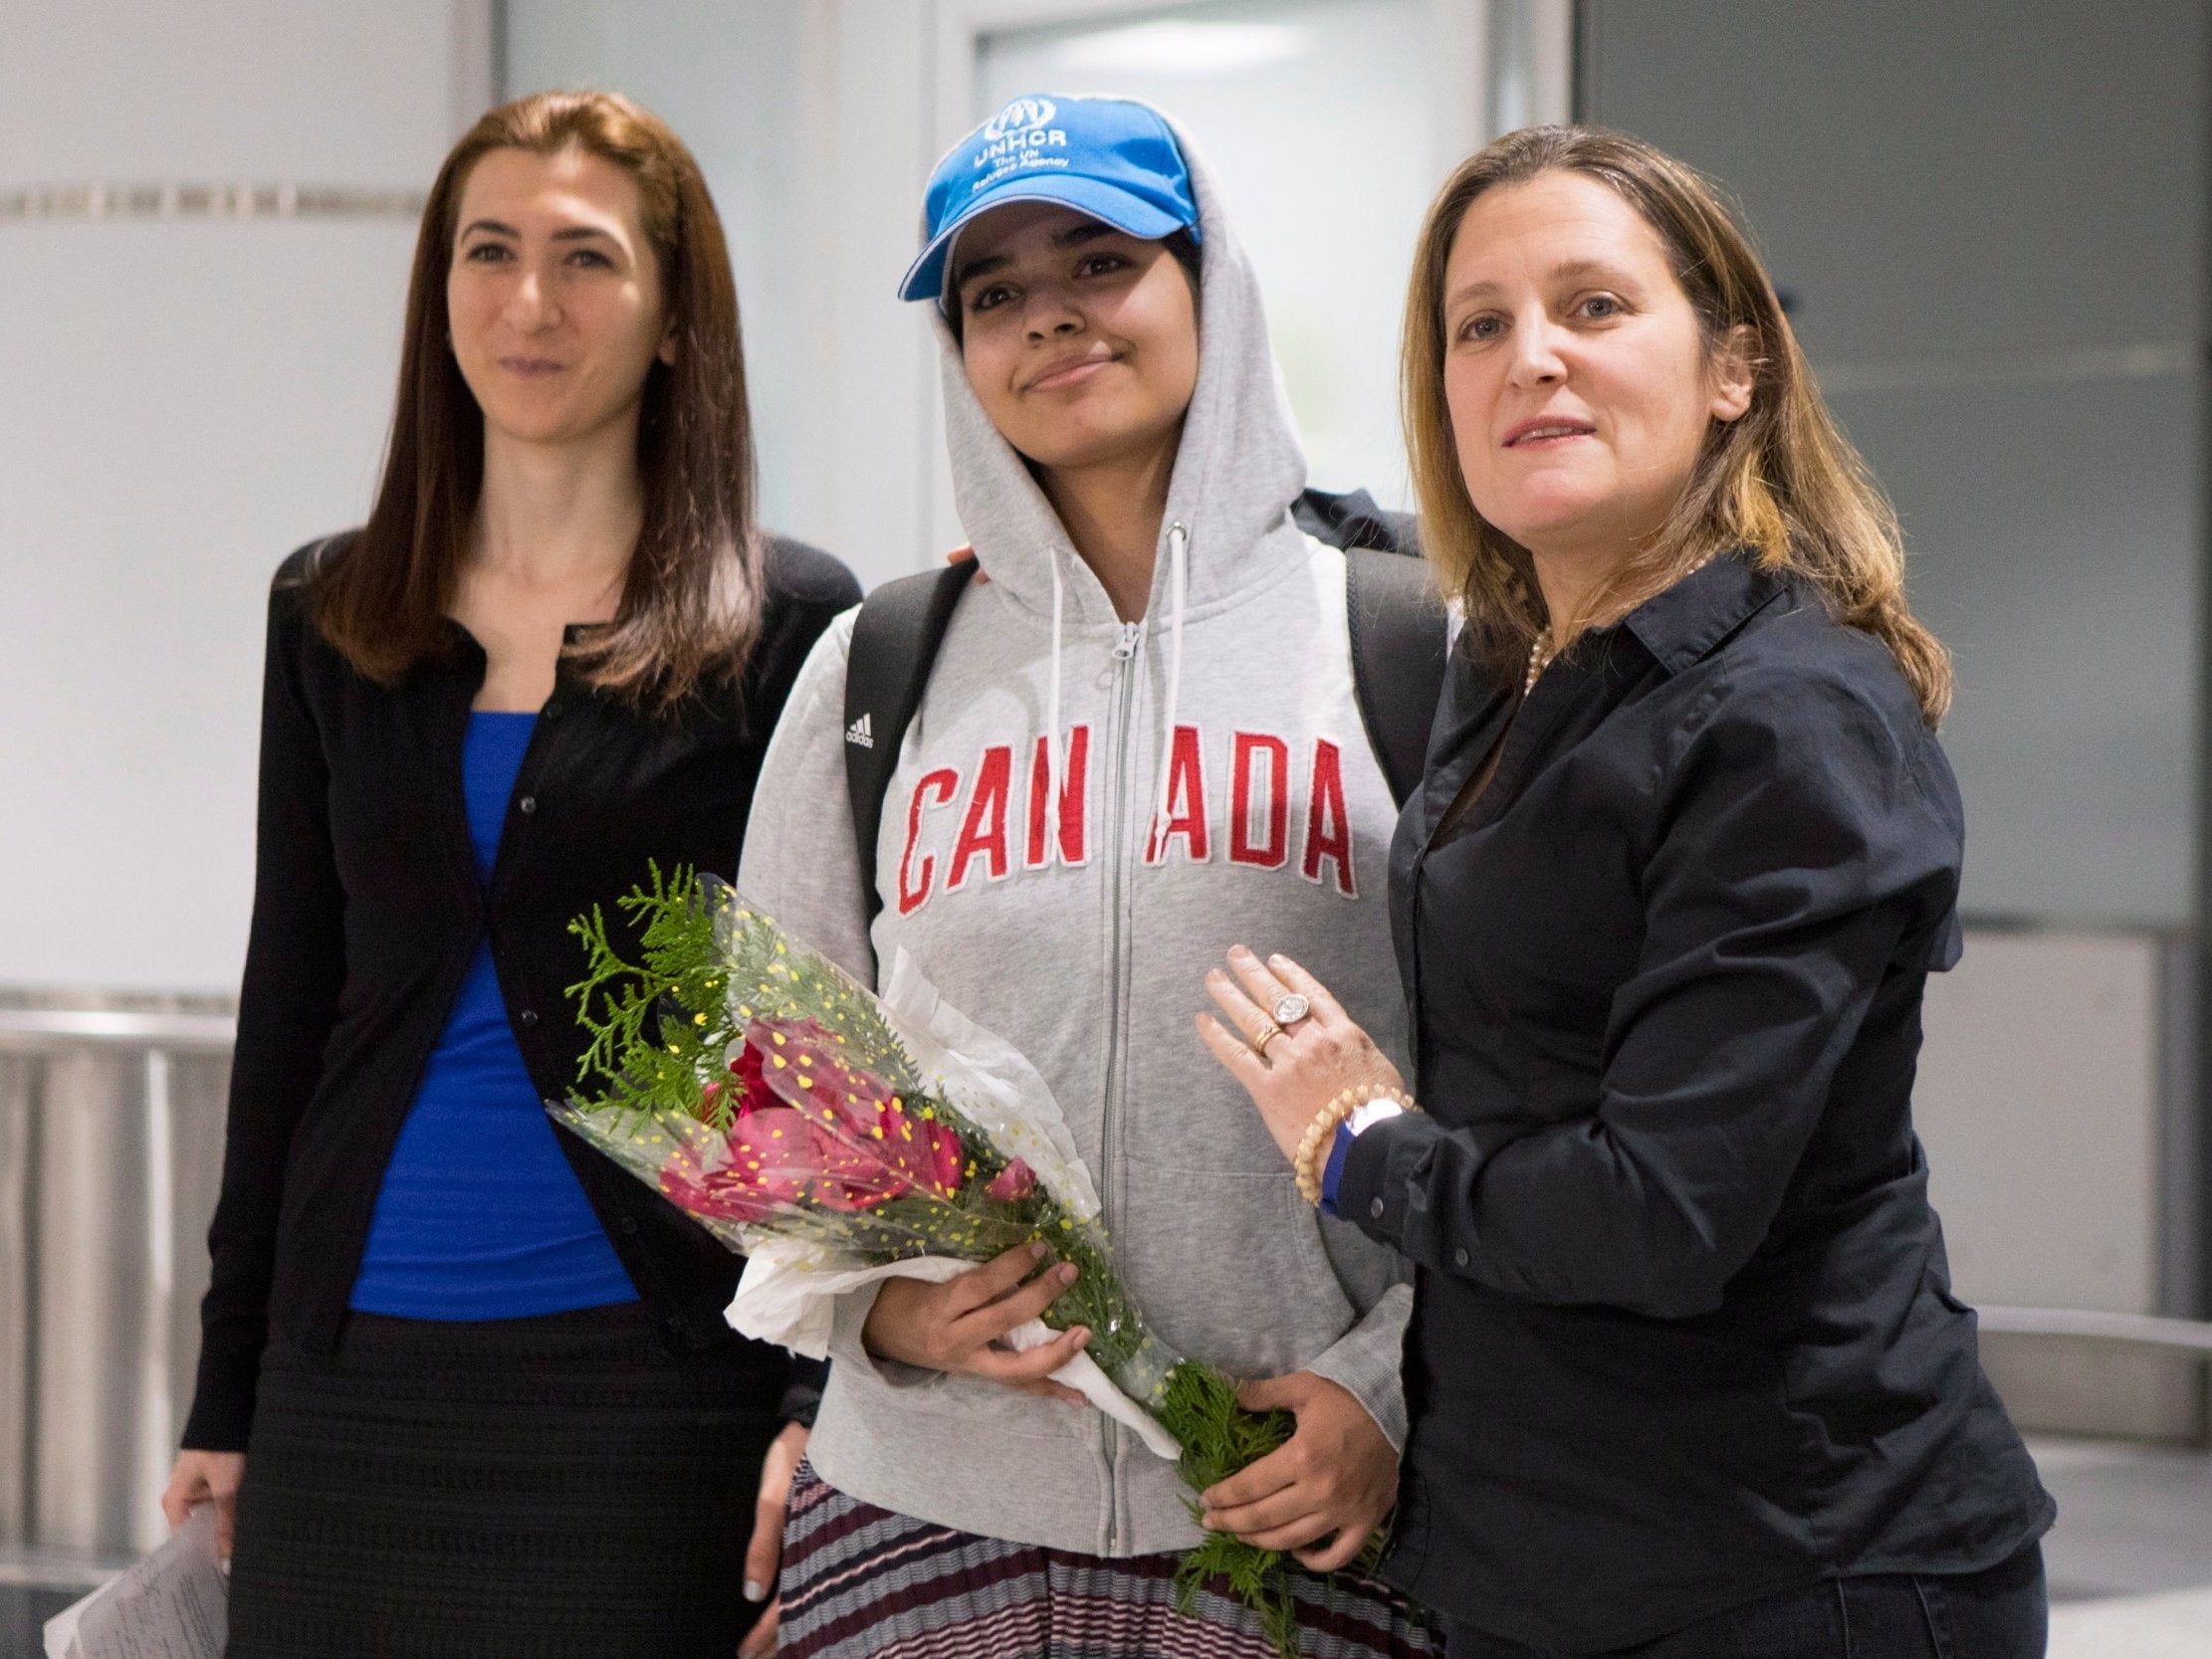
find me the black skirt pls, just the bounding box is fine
[226,1303,783,1659]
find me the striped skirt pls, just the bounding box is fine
[225,1303,786,1659]
[778,1461,1436,1659]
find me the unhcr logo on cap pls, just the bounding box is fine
[973,97,1069,183]
[984,97,1056,140]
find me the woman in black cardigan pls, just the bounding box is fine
[160,92,857,1658]
[1199,127,2052,1657]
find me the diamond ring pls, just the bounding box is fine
[1271,992,1311,1027]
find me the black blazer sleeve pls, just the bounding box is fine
[182,559,349,1450]
[1339,660,1961,1319]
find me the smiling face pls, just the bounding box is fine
[446,144,674,451]
[951,201,1200,477]
[1440,168,1751,574]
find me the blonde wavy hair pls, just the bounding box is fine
[1403,125,1951,726]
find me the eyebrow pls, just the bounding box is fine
[953,220,1120,294]
[457,218,619,244]
[1445,259,1635,308]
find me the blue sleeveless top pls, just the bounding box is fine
[350,712,638,1319]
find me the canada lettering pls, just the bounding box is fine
[895,726,1357,917]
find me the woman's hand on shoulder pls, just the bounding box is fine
[160,1449,245,1559]
[1198,947,1403,1163]
[861,1242,1089,1403]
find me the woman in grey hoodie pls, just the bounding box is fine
[738,95,1434,1659]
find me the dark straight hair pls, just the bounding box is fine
[307,90,763,713]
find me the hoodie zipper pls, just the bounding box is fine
[1097,614,1144,1555]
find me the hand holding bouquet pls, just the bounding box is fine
[553,867,1366,1655]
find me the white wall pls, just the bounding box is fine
[506,0,951,590]
[0,2,476,991]
[1915,931,2168,1315]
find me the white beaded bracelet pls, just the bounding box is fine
[1293,1084,1417,1205]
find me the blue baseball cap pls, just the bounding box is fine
[899,94,1201,304]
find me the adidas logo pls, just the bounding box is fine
[845,713,874,749]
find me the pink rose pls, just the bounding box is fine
[746,1016,966,1201]
[657,1107,822,1221]
[925,1121,967,1198]
[726,1039,776,1119]
[986,1158,1037,1202]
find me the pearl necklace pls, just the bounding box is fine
[1522,552,1723,698]
[1522,631,1554,697]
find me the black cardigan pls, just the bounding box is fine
[183,534,860,1452]
[1344,555,2052,1650]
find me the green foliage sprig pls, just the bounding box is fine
[1163,1363,1302,1650]
[567,862,736,1126]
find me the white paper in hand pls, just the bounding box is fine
[44,1503,227,1659]
[727,1252,1183,1459]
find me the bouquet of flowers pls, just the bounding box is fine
[552,865,1351,1655]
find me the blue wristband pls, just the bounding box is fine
[1320,1122,1355,1215]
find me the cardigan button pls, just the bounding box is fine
[518,795,538,816]
[519,1008,539,1028]
[1369,1197,1385,1220]
[619,1215,641,1237]
[1454,1247,1470,1268]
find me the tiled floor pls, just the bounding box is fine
[4,1438,2207,1657]
[2038,1436,2212,1657]
[2054,1587,2212,1658]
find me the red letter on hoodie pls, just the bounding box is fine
[1025,726,1090,868]
[897,767,960,916]
[947,745,1013,891]
[1146,725,1210,864]
[1228,731,1290,869]
[1300,738,1356,897]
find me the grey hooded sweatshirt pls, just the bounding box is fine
[737,129,1414,1558]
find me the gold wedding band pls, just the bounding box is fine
[1249,1018,1283,1058]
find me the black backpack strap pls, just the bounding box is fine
[844,560,977,932]
[1344,547,1450,808]
[1293,488,1449,808]
[1292,486,1418,558]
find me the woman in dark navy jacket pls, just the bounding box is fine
[1197,127,2052,1657]
[159,93,856,1657]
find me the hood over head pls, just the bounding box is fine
[926,105,1309,630]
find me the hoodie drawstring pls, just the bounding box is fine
[1043,548,1067,866]
[1149,520,1190,852]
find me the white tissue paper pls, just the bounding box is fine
[44,1502,226,1659]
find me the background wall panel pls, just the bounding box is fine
[0,2,475,992]
[1580,0,2208,929]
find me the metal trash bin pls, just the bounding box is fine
[0,993,232,1557]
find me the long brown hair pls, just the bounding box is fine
[307,90,762,711]
[1403,124,1951,726]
